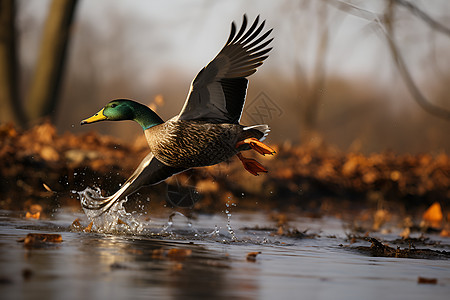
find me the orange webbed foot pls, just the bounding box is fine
[236,138,276,156]
[237,153,268,176]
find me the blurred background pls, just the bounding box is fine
[1,0,449,154]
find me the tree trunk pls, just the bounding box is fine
[26,0,78,123]
[0,0,26,126]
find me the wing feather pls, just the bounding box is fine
[177,15,273,123]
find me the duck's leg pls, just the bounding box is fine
[235,138,276,156]
[236,153,268,176]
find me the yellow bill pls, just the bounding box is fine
[80,108,107,125]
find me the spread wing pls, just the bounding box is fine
[177,15,273,124]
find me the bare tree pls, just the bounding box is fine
[0,0,78,128]
[383,0,450,120]
[0,0,26,124]
[26,0,78,124]
[330,0,450,121]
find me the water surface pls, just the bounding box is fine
[0,209,449,300]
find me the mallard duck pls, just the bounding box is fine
[80,15,275,212]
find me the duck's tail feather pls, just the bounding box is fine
[243,124,270,141]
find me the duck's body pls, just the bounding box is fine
[80,15,275,213]
[145,119,267,168]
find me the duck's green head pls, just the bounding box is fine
[80,99,164,130]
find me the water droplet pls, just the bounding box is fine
[225,198,237,241]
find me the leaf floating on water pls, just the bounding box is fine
[417,277,437,284]
[25,211,40,220]
[246,251,261,262]
[23,233,62,248]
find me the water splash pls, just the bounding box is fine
[77,187,144,234]
[225,197,237,241]
[77,187,241,241]
[160,211,200,237]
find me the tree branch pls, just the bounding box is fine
[328,0,450,121]
[394,0,450,37]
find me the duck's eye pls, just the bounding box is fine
[110,104,117,108]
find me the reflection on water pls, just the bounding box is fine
[0,210,449,300]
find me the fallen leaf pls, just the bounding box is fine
[417,277,437,284]
[246,251,261,262]
[423,202,443,228]
[25,212,40,220]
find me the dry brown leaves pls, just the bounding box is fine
[246,251,261,262]
[422,202,443,229]
[1,122,449,213]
